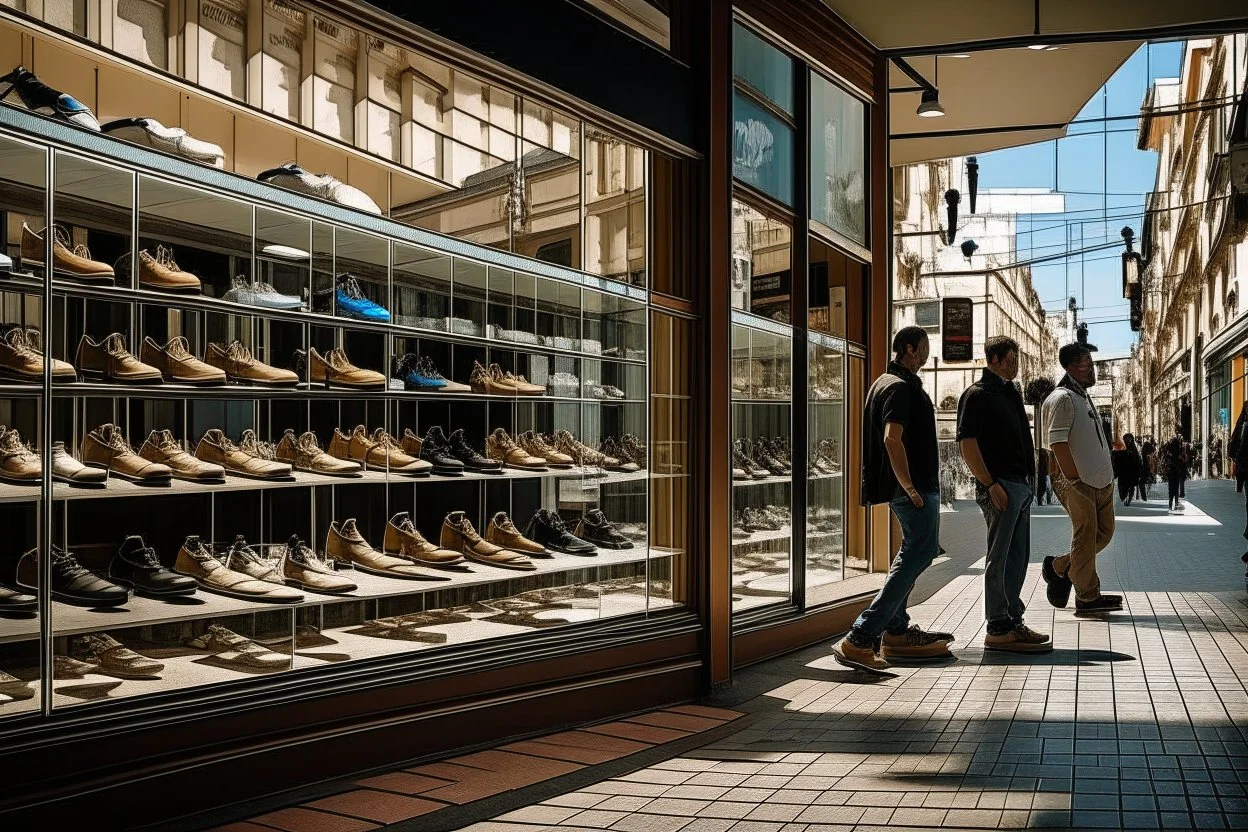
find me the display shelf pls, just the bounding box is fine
[0,382,43,398]
[0,680,40,716]
[732,474,793,487]
[19,547,678,642]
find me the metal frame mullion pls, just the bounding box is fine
[38,143,53,717]
[791,61,810,612]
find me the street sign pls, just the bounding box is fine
[942,297,973,361]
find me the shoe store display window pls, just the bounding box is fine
[0,98,678,716]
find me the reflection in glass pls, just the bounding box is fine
[806,334,846,605]
[392,243,450,331]
[584,127,646,287]
[138,175,251,301]
[733,23,794,115]
[731,200,791,324]
[810,73,866,246]
[54,153,134,287]
[732,91,793,206]
[514,138,581,269]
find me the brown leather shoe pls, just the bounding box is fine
[500,365,545,395]
[0,425,40,483]
[518,430,574,468]
[139,430,226,482]
[277,535,357,594]
[140,336,226,385]
[486,511,548,555]
[441,510,535,571]
[325,519,448,581]
[0,324,76,383]
[51,441,106,486]
[274,429,362,477]
[370,428,432,475]
[174,535,302,602]
[135,246,200,294]
[195,428,293,480]
[305,347,385,390]
[76,333,162,384]
[486,428,548,470]
[468,360,521,395]
[383,511,465,566]
[21,223,114,284]
[81,423,172,483]
[205,341,299,387]
[554,429,619,468]
[400,428,422,457]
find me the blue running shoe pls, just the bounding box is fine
[334,274,389,322]
[0,66,101,131]
[393,354,446,391]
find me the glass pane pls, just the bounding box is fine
[732,23,793,115]
[54,152,133,288]
[810,73,866,246]
[732,199,792,323]
[733,90,793,205]
[255,207,312,311]
[330,228,389,324]
[198,0,247,101]
[392,242,450,332]
[514,134,581,268]
[806,334,845,605]
[584,128,646,288]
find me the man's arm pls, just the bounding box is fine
[958,437,1006,509]
[1045,393,1080,480]
[883,421,921,506]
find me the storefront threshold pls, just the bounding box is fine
[731,583,880,669]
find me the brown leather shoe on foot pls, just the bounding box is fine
[325,519,448,581]
[139,430,226,482]
[76,333,162,384]
[21,223,114,284]
[140,336,225,385]
[441,510,535,571]
[881,626,953,660]
[205,341,299,387]
[384,511,465,566]
[984,623,1052,653]
[81,423,173,483]
[831,635,892,674]
[486,511,548,555]
[274,429,362,477]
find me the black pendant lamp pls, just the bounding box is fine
[967,157,979,214]
[945,189,960,245]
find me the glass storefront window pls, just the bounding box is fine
[733,23,793,116]
[584,128,647,287]
[198,0,247,101]
[810,72,866,246]
[732,199,791,324]
[806,333,845,604]
[732,90,793,206]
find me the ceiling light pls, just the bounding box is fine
[1028,44,1050,50]
[947,53,971,58]
[917,88,945,118]
[261,244,310,260]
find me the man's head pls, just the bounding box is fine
[984,336,1020,381]
[892,326,929,370]
[1059,342,1095,387]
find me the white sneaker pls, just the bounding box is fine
[257,163,381,214]
[102,117,225,168]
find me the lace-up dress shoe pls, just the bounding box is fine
[174,535,302,602]
[0,426,40,484]
[0,66,100,129]
[257,162,382,214]
[186,625,289,671]
[418,426,467,475]
[195,428,293,480]
[326,519,447,580]
[519,430,573,468]
[575,509,634,550]
[279,535,356,594]
[222,536,284,585]
[19,546,130,607]
[303,346,385,390]
[81,423,173,483]
[139,430,225,482]
[21,223,113,284]
[1074,594,1123,616]
[447,429,503,474]
[831,632,891,674]
[525,508,598,556]
[0,323,76,382]
[384,511,465,566]
[275,429,361,477]
[75,333,161,384]
[110,535,197,597]
[0,584,36,611]
[128,245,201,293]
[101,117,224,167]
[881,626,953,660]
[140,336,225,385]
[334,274,389,322]
[370,428,432,475]
[50,441,105,486]
[205,340,299,387]
[442,511,535,570]
[486,511,548,555]
[486,428,547,471]
[72,633,164,678]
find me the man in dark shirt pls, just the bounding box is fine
[958,335,1049,653]
[833,326,952,673]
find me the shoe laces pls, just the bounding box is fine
[419,357,446,380]
[2,327,36,360]
[492,512,519,534]
[211,432,241,454]
[449,431,476,456]
[51,547,91,580]
[527,432,556,455]
[129,545,163,570]
[154,244,181,271]
[163,336,193,360]
[371,428,402,452]
[102,426,135,454]
[337,274,365,300]
[0,428,35,461]
[102,332,132,358]
[155,430,182,454]
[493,429,520,453]
[224,340,255,366]
[240,430,275,460]
[326,348,357,372]
[452,513,483,543]
[544,510,570,535]
[295,431,323,456]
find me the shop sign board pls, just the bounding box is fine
[941,297,973,361]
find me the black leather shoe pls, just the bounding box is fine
[110,535,197,598]
[447,429,503,474]
[574,509,633,550]
[1042,555,1073,609]
[1074,594,1123,616]
[419,426,465,475]
[18,546,130,607]
[0,584,36,611]
[525,509,597,556]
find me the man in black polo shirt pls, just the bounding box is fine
[957,335,1050,653]
[832,326,953,673]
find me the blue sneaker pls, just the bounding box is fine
[393,354,446,391]
[335,274,389,322]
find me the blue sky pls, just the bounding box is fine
[969,41,1183,356]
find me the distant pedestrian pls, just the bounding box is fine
[1161,430,1188,512]
[1139,438,1156,501]
[1210,436,1223,479]
[1040,343,1123,616]
[833,326,953,673]
[1111,437,1140,506]
[1036,448,1053,505]
[1124,433,1144,502]
[957,335,1049,653]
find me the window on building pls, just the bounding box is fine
[810,72,866,247]
[915,301,940,331]
[732,23,794,206]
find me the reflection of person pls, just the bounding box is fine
[957,336,1048,653]
[1124,434,1144,503]
[1138,437,1154,501]
[1035,448,1052,505]
[1040,344,1122,616]
[832,327,952,673]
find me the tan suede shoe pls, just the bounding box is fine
[21,223,114,284]
[195,428,293,481]
[554,429,620,467]
[306,346,385,390]
[277,535,356,594]
[50,441,106,486]
[76,333,162,384]
[139,430,226,482]
[81,423,172,483]
[0,426,40,484]
[400,428,422,457]
[136,245,200,294]
[501,366,545,395]
[485,511,548,555]
[205,341,299,387]
[140,336,226,385]
[441,510,535,571]
[0,324,76,383]
[469,360,515,395]
[519,430,574,468]
[486,428,548,470]
[383,511,465,566]
[174,535,302,602]
[325,519,448,581]
[274,429,362,477]
[370,428,433,475]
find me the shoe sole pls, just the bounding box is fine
[1074,606,1123,617]
[51,472,107,487]
[227,376,300,388]
[24,261,115,285]
[504,463,549,472]
[179,577,302,604]
[217,469,295,482]
[50,589,130,608]
[76,368,162,384]
[581,538,634,550]
[984,641,1054,653]
[0,472,40,485]
[162,375,228,386]
[283,579,357,595]
[139,282,201,295]
[83,464,173,485]
[109,576,199,598]
[347,562,450,581]
[0,366,78,384]
[882,652,956,665]
[465,554,537,571]
[0,598,37,612]
[546,544,599,556]
[290,464,362,479]
[831,650,895,676]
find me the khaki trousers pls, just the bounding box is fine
[1051,478,1114,601]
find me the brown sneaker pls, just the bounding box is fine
[984,623,1052,653]
[370,428,433,475]
[599,437,640,472]
[881,626,953,660]
[50,441,106,486]
[71,633,164,678]
[469,360,510,395]
[81,423,173,483]
[75,333,162,384]
[277,535,357,594]
[485,510,548,555]
[0,426,40,484]
[134,245,200,294]
[383,511,465,566]
[222,537,284,585]
[139,429,226,482]
[0,324,76,383]
[205,340,299,387]
[195,428,293,481]
[21,223,114,284]
[486,428,548,470]
[174,535,302,602]
[518,430,574,468]
[441,510,536,570]
[831,635,892,674]
[306,346,385,390]
[499,365,545,395]
[325,519,448,581]
[274,429,362,477]
[553,429,618,468]
[140,336,226,385]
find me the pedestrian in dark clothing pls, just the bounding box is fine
[1125,434,1145,502]
[1111,439,1139,506]
[1139,439,1156,501]
[1036,449,1052,505]
[1161,431,1188,511]
[1229,407,1248,538]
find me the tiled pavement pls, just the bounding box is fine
[199,480,1248,831]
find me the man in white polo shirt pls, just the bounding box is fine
[1039,343,1123,615]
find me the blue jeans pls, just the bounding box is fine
[975,477,1032,632]
[851,490,940,641]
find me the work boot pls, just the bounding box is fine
[881,626,953,659]
[1042,555,1073,608]
[831,631,890,673]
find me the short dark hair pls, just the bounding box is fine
[892,326,928,360]
[1059,342,1092,368]
[984,336,1019,365]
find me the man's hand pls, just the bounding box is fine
[903,486,924,508]
[987,481,1008,511]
